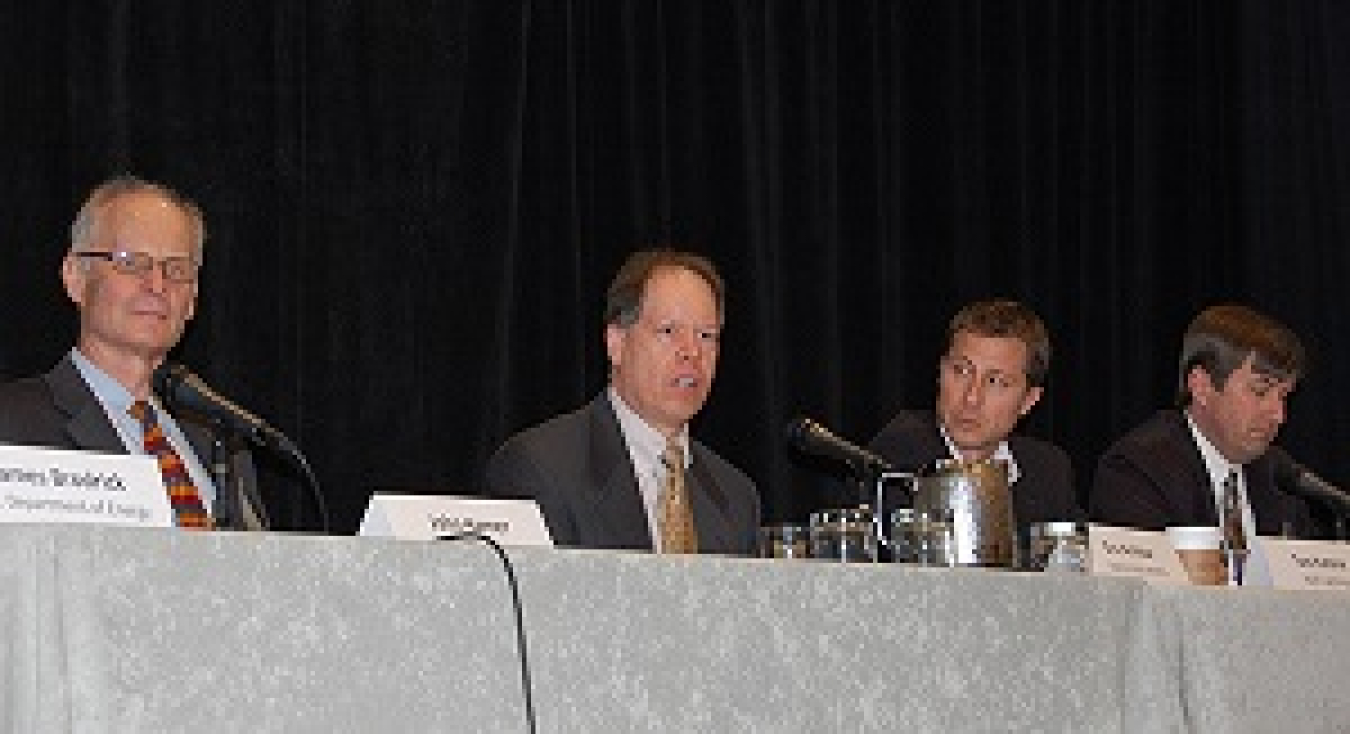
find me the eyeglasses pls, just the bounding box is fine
[75,251,200,283]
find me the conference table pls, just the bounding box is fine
[1,525,1346,733]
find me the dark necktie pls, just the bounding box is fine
[129,401,213,530]
[659,440,697,553]
[1219,469,1247,584]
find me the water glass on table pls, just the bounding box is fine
[809,507,876,562]
[890,507,955,566]
[1027,521,1088,573]
[757,523,811,559]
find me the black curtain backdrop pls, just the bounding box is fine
[3,1,1348,532]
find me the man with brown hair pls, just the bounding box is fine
[1090,304,1320,543]
[484,249,760,554]
[868,299,1079,530]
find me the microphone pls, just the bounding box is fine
[154,362,330,532]
[1273,450,1350,518]
[153,363,293,454]
[785,417,894,475]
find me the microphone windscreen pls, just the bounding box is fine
[784,417,815,446]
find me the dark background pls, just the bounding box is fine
[3,1,1348,532]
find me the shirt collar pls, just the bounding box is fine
[607,387,690,469]
[1184,409,1241,486]
[70,348,149,417]
[937,420,1021,484]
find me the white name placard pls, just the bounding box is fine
[359,493,554,547]
[1262,538,1350,591]
[0,444,172,527]
[1087,525,1190,585]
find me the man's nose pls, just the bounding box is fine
[1266,394,1287,424]
[139,262,169,292]
[675,332,701,360]
[962,378,983,406]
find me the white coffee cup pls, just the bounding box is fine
[1166,526,1226,586]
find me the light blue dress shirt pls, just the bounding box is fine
[70,349,218,517]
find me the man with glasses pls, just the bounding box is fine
[868,300,1080,540]
[484,249,760,554]
[0,175,267,530]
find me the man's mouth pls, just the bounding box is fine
[951,415,981,429]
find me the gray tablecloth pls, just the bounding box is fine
[1161,585,1350,733]
[0,525,1341,733]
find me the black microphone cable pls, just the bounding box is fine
[283,443,331,534]
[435,533,537,734]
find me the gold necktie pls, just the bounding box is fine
[659,440,697,553]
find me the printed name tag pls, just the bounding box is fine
[359,493,554,547]
[1262,538,1350,591]
[0,444,172,527]
[1087,525,1190,585]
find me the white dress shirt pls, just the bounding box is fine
[938,423,1022,486]
[1185,412,1271,586]
[608,387,691,551]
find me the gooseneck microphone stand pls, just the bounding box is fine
[208,432,243,531]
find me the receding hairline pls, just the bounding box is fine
[604,249,725,327]
[69,177,206,258]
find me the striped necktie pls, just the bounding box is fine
[1219,469,1247,585]
[129,401,213,529]
[659,439,697,554]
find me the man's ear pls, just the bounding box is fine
[604,323,626,369]
[1186,366,1214,407]
[1018,385,1043,417]
[60,255,85,306]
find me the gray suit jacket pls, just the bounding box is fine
[0,355,269,530]
[484,393,761,554]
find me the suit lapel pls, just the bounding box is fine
[1169,411,1222,525]
[45,356,127,454]
[1242,457,1287,536]
[919,412,953,463]
[585,396,656,549]
[687,451,732,550]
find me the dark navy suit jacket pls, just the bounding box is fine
[867,409,1081,528]
[1089,409,1319,537]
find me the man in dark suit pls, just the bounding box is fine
[868,300,1080,531]
[0,176,267,530]
[1090,304,1320,544]
[484,249,760,554]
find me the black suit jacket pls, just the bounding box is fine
[867,409,1081,528]
[0,355,269,530]
[483,393,761,554]
[1089,409,1318,537]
